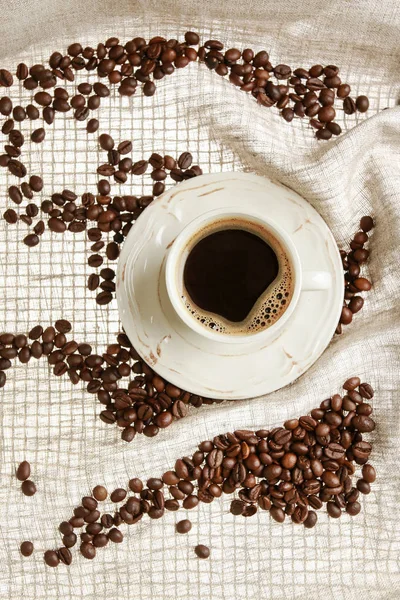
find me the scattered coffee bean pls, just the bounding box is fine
[21,480,37,496]
[31,128,46,143]
[194,544,210,559]
[20,541,34,557]
[16,461,31,481]
[176,519,192,534]
[93,485,107,501]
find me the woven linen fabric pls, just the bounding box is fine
[0,1,399,599]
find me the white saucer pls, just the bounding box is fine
[116,172,344,400]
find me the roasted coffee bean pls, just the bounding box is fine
[87,118,100,133]
[62,532,77,548]
[357,479,371,494]
[23,234,40,247]
[92,485,107,501]
[327,501,341,518]
[362,464,376,483]
[0,69,13,87]
[21,480,37,496]
[16,461,31,481]
[356,95,369,112]
[358,383,374,399]
[31,128,46,143]
[108,528,123,543]
[8,160,27,177]
[20,541,34,556]
[44,550,59,567]
[55,546,71,566]
[343,96,356,115]
[88,273,100,291]
[176,519,192,533]
[4,209,18,224]
[194,544,210,559]
[343,376,361,391]
[110,488,127,503]
[351,415,375,432]
[99,134,114,151]
[80,542,96,559]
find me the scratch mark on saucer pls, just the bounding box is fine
[157,334,171,356]
[149,351,157,365]
[283,349,293,359]
[198,187,224,197]
[166,237,176,249]
[137,333,151,351]
[293,218,312,233]
[121,263,126,281]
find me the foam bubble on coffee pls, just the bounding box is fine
[181,218,294,335]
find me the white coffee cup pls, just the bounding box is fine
[165,207,331,344]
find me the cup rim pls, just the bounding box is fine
[165,207,302,344]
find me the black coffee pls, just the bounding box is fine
[184,229,278,322]
[182,219,293,334]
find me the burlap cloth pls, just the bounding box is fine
[0,1,399,599]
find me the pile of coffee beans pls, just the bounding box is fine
[337,216,374,334]
[32,376,374,566]
[0,322,221,441]
[0,33,371,247]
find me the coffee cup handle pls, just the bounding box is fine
[302,271,332,291]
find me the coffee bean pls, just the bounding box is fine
[355,222,372,240]
[54,319,71,334]
[21,480,36,496]
[61,532,77,548]
[96,291,113,305]
[99,134,114,151]
[351,415,375,433]
[318,106,336,122]
[343,376,361,391]
[270,506,285,522]
[44,550,59,567]
[349,296,364,313]
[108,528,123,543]
[4,209,17,224]
[56,547,71,566]
[23,234,40,247]
[303,511,318,529]
[110,488,127,503]
[80,542,96,559]
[315,128,332,140]
[194,544,210,559]
[16,461,31,481]
[28,175,43,192]
[42,106,55,124]
[327,501,341,518]
[357,479,371,494]
[8,160,26,177]
[20,541,34,556]
[353,277,371,291]
[356,95,369,112]
[87,118,99,133]
[0,69,13,87]
[176,519,192,534]
[185,32,200,45]
[31,128,45,144]
[93,485,107,501]
[343,96,356,115]
[346,501,361,516]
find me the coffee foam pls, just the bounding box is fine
[180,218,294,335]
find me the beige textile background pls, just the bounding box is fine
[0,1,399,599]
